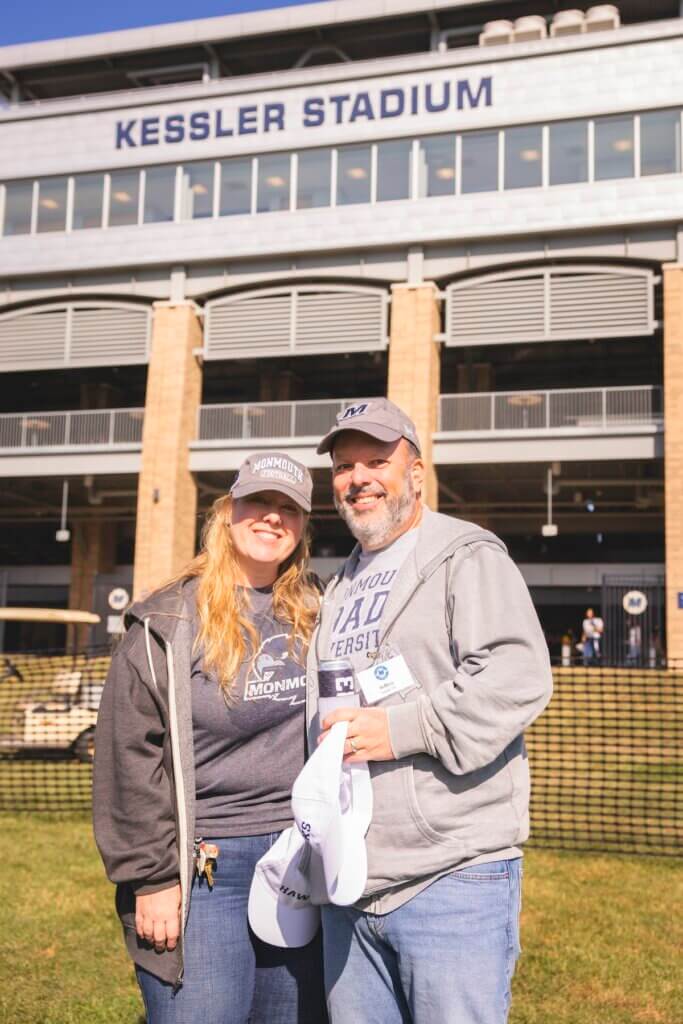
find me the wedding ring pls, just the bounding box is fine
[349,737,359,754]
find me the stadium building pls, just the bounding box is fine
[0,0,681,660]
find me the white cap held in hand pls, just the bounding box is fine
[248,826,321,948]
[291,720,372,906]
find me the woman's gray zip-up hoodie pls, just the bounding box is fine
[306,508,553,913]
[93,581,197,987]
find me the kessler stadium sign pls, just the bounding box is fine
[114,76,492,148]
[2,34,681,178]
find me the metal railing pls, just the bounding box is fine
[0,408,145,451]
[439,386,663,434]
[197,398,369,442]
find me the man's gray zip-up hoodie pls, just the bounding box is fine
[306,508,553,913]
[93,581,196,986]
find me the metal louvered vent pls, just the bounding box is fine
[204,285,389,360]
[445,265,657,347]
[0,302,151,371]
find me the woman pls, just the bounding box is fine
[93,451,326,1024]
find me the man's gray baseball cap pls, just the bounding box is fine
[316,398,421,456]
[230,452,312,512]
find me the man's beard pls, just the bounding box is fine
[334,475,417,549]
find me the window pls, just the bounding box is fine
[505,126,543,189]
[109,169,140,226]
[257,153,291,213]
[144,166,176,223]
[640,110,681,176]
[549,121,588,185]
[181,162,214,219]
[2,108,681,239]
[595,115,634,180]
[417,135,456,197]
[36,177,68,233]
[219,158,252,216]
[376,140,412,202]
[2,181,33,235]
[297,149,331,209]
[461,131,498,193]
[72,173,104,229]
[337,145,371,205]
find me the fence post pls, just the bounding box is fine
[602,389,607,430]
[490,393,495,431]
[243,405,250,439]
[64,412,70,447]
[290,401,296,437]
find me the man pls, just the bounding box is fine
[582,607,604,665]
[307,398,552,1024]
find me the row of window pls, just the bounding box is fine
[1,110,680,236]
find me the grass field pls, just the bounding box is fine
[0,814,681,1024]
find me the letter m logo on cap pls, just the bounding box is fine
[340,403,369,421]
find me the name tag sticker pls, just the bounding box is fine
[357,654,417,705]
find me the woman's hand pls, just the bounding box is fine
[135,884,181,952]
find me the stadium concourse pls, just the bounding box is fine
[0,0,681,665]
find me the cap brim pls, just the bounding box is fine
[248,870,320,948]
[327,763,372,906]
[316,422,403,455]
[327,819,368,907]
[230,480,311,513]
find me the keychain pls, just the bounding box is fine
[194,839,220,888]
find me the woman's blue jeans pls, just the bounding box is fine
[136,832,327,1024]
[322,858,522,1024]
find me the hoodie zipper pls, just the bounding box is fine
[142,616,189,988]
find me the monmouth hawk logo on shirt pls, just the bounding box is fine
[244,634,307,707]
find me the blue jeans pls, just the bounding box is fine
[322,858,522,1024]
[136,833,327,1024]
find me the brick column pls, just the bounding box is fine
[387,283,441,510]
[663,265,683,664]
[68,520,115,650]
[133,302,202,599]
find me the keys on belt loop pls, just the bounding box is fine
[194,838,220,889]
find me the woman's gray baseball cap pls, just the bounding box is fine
[230,452,312,512]
[317,398,421,456]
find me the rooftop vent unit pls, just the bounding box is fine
[585,5,621,32]
[550,10,586,37]
[479,20,514,46]
[512,15,548,43]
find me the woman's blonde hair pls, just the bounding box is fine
[179,494,319,699]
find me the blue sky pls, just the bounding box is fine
[1,0,315,46]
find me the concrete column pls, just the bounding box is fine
[387,283,441,510]
[133,301,202,598]
[68,520,115,650]
[663,265,683,664]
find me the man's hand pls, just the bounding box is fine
[135,883,181,952]
[319,707,395,763]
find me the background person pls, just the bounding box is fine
[308,399,553,1024]
[93,452,326,1024]
[581,607,604,665]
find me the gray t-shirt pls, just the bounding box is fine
[326,527,419,673]
[191,586,307,837]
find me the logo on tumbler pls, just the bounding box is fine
[336,674,354,694]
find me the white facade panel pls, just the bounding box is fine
[433,432,662,464]
[1,34,683,179]
[446,265,656,346]
[204,284,388,359]
[0,302,151,369]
